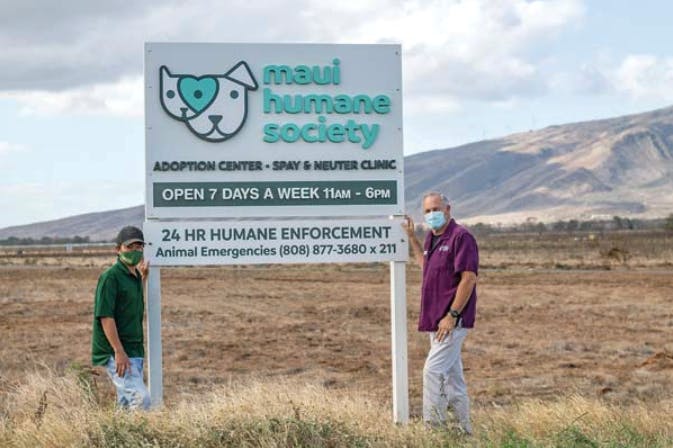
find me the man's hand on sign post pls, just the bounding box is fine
[138,259,150,280]
[403,215,425,269]
[402,215,415,238]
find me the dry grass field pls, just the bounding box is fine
[1,230,672,446]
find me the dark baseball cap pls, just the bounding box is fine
[116,226,145,246]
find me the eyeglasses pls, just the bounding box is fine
[125,242,145,250]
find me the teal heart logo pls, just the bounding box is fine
[178,76,218,114]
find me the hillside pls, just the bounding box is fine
[405,106,673,223]
[2,105,673,239]
[0,205,143,242]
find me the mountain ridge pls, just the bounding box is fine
[3,105,673,240]
[405,105,673,224]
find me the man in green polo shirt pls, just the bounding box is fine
[92,225,150,410]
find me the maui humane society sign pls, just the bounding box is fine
[145,43,403,219]
[142,44,410,423]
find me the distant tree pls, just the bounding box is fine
[0,235,95,246]
[665,214,673,232]
[566,220,579,232]
[579,220,594,231]
[469,222,494,236]
[612,216,623,230]
[7,236,19,245]
[520,217,539,233]
[551,220,566,231]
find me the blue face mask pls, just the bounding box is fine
[424,211,447,230]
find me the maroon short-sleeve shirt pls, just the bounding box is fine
[418,219,479,331]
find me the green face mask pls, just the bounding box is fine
[119,250,143,266]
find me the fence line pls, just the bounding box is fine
[0,242,115,257]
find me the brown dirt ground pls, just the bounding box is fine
[1,247,672,416]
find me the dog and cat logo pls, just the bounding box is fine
[159,61,258,142]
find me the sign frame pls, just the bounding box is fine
[144,42,409,424]
[145,42,404,219]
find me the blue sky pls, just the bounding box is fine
[1,0,672,228]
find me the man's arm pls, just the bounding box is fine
[403,216,424,269]
[451,271,477,314]
[435,271,477,342]
[100,317,130,377]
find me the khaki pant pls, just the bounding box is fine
[422,327,471,433]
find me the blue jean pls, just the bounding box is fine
[105,356,150,410]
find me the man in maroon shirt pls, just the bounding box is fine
[405,192,478,434]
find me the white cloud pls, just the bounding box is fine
[0,0,585,110]
[348,0,585,100]
[550,63,612,95]
[0,141,28,156]
[612,54,673,101]
[1,76,143,117]
[405,93,461,116]
[554,54,673,102]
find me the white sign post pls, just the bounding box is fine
[390,260,409,423]
[146,266,162,406]
[144,43,408,422]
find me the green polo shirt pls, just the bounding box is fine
[91,257,145,366]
